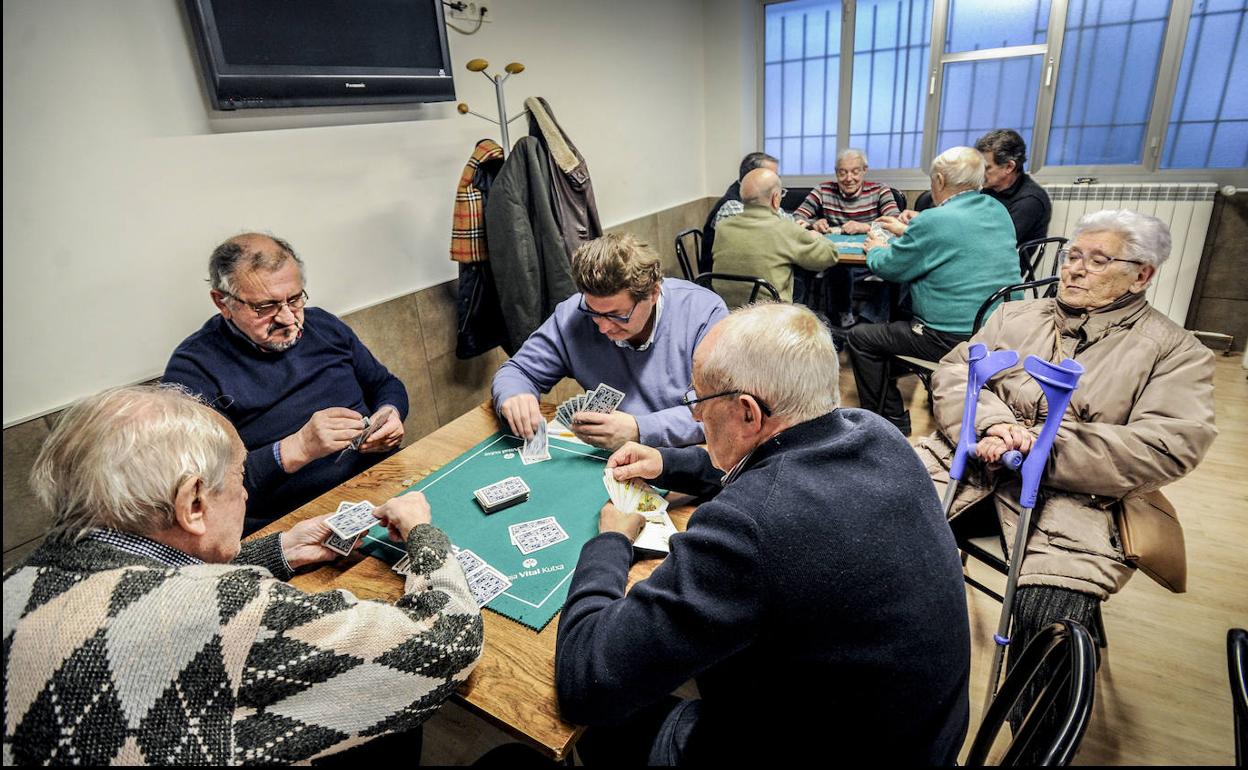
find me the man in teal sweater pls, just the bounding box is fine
[848,146,1021,435]
[711,167,839,307]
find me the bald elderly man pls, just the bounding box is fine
[709,167,839,308]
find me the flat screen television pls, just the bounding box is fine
[184,0,455,110]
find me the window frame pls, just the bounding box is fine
[757,0,1248,188]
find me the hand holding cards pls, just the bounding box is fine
[322,500,374,555]
[521,420,550,465]
[555,382,626,429]
[603,469,676,555]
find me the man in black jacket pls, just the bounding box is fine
[700,152,780,273]
[555,303,971,765]
[976,128,1052,249]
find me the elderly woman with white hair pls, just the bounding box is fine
[917,209,1216,686]
[848,146,1022,436]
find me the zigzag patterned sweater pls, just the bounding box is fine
[2,526,483,765]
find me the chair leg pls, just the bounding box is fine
[876,358,891,414]
[1092,603,1108,648]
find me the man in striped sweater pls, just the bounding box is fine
[795,149,900,327]
[2,385,483,765]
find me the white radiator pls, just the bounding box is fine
[1044,183,1217,326]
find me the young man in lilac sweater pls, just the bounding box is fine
[492,233,728,450]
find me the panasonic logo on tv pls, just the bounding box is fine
[345,83,366,89]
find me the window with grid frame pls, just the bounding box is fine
[759,0,1248,174]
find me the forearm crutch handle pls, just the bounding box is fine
[949,344,1019,483]
[1016,355,1085,508]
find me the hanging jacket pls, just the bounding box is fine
[453,139,508,358]
[524,96,602,261]
[451,139,505,264]
[485,135,578,354]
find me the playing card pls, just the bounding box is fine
[323,530,361,556]
[466,564,512,607]
[349,414,373,451]
[514,520,569,554]
[521,421,550,465]
[508,516,557,544]
[392,554,413,575]
[455,548,486,575]
[326,500,377,538]
[585,383,625,414]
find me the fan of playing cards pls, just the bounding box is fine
[603,469,676,555]
[554,383,626,430]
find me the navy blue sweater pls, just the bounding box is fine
[163,307,408,530]
[555,409,970,764]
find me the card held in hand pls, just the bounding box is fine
[326,500,376,538]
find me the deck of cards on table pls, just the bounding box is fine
[554,382,626,430]
[508,517,569,554]
[474,476,531,513]
[448,546,513,606]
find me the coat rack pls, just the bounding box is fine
[457,58,526,153]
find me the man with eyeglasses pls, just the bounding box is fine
[710,166,838,308]
[795,148,901,328]
[916,210,1215,744]
[492,232,728,450]
[554,303,971,765]
[164,233,408,532]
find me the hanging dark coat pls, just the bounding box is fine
[484,135,578,354]
[524,96,603,260]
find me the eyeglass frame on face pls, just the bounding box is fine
[222,289,308,319]
[576,294,643,325]
[680,386,773,417]
[1058,248,1145,273]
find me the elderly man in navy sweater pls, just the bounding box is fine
[555,302,971,765]
[164,233,408,533]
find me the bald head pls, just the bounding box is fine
[208,232,304,297]
[740,168,782,209]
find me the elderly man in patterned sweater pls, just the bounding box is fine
[2,385,482,765]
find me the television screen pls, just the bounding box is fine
[185,0,456,110]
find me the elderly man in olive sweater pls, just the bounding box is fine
[555,303,970,765]
[710,167,839,308]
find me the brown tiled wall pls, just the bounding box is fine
[1,198,716,569]
[1189,192,1248,352]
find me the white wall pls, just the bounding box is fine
[2,0,715,425]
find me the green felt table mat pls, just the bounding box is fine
[358,431,613,631]
[825,232,867,253]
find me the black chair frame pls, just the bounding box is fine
[964,619,1098,766]
[694,271,781,304]
[1018,237,1069,287]
[674,228,701,282]
[1230,627,1248,767]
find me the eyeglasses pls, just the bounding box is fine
[779,187,789,199]
[836,167,866,178]
[225,289,308,319]
[1058,249,1145,273]
[577,295,641,324]
[680,387,773,416]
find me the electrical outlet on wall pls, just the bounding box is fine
[448,2,492,22]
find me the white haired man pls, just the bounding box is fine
[917,210,1216,717]
[2,385,482,765]
[554,303,971,765]
[795,148,901,327]
[849,146,1022,436]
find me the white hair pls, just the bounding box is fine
[31,385,238,542]
[700,303,840,423]
[930,146,985,191]
[837,148,869,168]
[1071,209,1172,268]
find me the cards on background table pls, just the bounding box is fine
[326,500,377,539]
[521,420,551,465]
[473,476,531,513]
[466,564,512,606]
[507,516,569,554]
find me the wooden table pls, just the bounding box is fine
[836,250,867,266]
[252,404,693,761]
